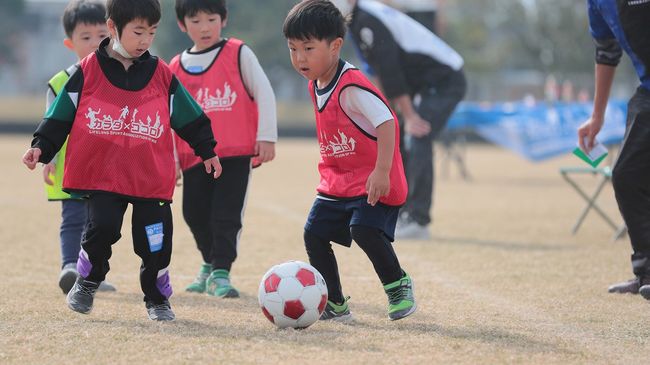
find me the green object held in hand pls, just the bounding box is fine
[572,141,608,168]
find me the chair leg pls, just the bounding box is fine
[611,224,628,242]
[561,173,619,234]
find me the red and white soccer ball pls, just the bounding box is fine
[258,261,328,329]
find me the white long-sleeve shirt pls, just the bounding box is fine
[178,41,278,142]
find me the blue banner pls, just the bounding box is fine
[446,101,627,162]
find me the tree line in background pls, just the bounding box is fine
[0,0,26,68]
[0,0,636,100]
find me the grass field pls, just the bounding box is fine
[0,135,647,364]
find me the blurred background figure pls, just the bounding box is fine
[383,0,441,34]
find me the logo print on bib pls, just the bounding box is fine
[320,130,356,158]
[196,82,237,112]
[85,105,164,142]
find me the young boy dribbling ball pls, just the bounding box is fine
[22,0,222,321]
[283,0,416,321]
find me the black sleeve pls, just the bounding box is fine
[174,114,217,161]
[352,15,409,98]
[31,118,73,163]
[593,37,623,66]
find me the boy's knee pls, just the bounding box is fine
[86,219,121,244]
[304,230,328,252]
[350,225,381,246]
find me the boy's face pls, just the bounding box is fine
[287,37,342,82]
[65,22,109,60]
[109,18,158,58]
[178,11,227,52]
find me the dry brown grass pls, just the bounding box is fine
[0,135,647,365]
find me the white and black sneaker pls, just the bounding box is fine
[66,277,99,314]
[146,300,175,321]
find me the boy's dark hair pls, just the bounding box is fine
[106,0,161,36]
[175,0,227,24]
[62,0,107,38]
[283,0,346,41]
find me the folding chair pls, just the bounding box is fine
[559,165,627,241]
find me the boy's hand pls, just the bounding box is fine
[366,168,390,206]
[403,113,431,138]
[22,148,42,170]
[255,141,276,163]
[577,116,604,152]
[204,156,222,179]
[43,163,55,185]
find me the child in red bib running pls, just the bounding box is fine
[171,0,277,298]
[22,0,222,321]
[283,0,416,321]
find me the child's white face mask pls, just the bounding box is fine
[331,0,354,17]
[112,34,133,59]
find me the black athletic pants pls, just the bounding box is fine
[79,193,173,304]
[182,157,251,272]
[304,226,403,304]
[612,87,650,277]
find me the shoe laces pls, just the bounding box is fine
[76,281,98,297]
[386,281,410,305]
[325,296,350,313]
[150,303,171,311]
[147,300,171,311]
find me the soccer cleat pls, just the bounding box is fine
[146,300,175,321]
[384,273,417,320]
[205,269,240,298]
[66,277,100,314]
[185,263,213,293]
[320,296,353,322]
[607,278,640,294]
[395,221,430,240]
[59,263,79,294]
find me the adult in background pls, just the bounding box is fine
[578,0,650,298]
[384,0,440,34]
[332,0,466,239]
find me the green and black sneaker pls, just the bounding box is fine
[384,273,416,321]
[320,296,353,322]
[205,269,240,298]
[185,263,213,293]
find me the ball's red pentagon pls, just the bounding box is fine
[318,294,327,313]
[295,268,316,287]
[264,273,281,293]
[261,306,274,324]
[284,299,306,320]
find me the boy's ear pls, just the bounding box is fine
[331,37,343,53]
[177,20,187,32]
[107,18,118,38]
[63,38,75,51]
[222,17,228,28]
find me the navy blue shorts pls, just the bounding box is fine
[304,197,399,247]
